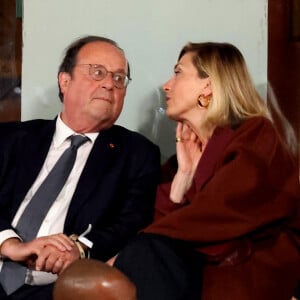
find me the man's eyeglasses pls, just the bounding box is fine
[75,64,131,89]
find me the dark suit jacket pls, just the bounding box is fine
[145,117,300,300]
[0,119,161,261]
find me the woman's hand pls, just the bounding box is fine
[175,122,202,175]
[170,122,203,203]
[106,254,118,266]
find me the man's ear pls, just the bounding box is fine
[58,72,71,93]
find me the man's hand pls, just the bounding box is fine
[0,233,74,264]
[34,242,80,274]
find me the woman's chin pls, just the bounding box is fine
[165,109,179,120]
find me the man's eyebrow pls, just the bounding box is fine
[91,64,127,74]
[109,67,127,74]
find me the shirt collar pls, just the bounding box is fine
[53,115,99,147]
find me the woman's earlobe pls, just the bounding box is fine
[197,94,211,108]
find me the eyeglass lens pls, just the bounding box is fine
[90,64,129,88]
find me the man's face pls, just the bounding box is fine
[59,41,128,132]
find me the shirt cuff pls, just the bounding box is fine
[78,224,93,248]
[78,236,93,248]
[0,229,21,250]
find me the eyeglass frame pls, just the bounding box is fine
[75,64,131,89]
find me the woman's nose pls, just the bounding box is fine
[163,78,172,92]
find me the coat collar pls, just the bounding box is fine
[193,126,236,191]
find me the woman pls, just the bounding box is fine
[114,42,300,300]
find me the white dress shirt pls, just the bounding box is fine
[0,115,98,285]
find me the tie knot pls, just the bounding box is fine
[70,135,89,149]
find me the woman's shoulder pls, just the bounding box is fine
[238,116,275,134]
[226,117,296,167]
[231,117,278,146]
[211,117,278,158]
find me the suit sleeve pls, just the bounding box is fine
[86,141,161,261]
[0,122,24,232]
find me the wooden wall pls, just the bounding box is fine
[268,0,300,158]
[0,0,22,121]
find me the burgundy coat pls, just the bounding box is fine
[145,117,300,300]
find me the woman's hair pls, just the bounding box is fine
[179,42,271,135]
[57,35,130,101]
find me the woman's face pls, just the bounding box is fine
[163,52,211,122]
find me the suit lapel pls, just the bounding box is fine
[14,121,55,205]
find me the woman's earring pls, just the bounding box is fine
[197,95,210,108]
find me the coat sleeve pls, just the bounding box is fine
[145,122,300,245]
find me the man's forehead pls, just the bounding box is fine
[78,42,124,58]
[77,41,127,68]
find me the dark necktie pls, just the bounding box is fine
[0,134,89,295]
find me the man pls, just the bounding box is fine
[53,259,136,300]
[0,35,160,299]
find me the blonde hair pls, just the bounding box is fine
[179,42,271,136]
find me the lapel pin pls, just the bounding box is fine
[109,143,115,148]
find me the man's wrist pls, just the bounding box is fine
[0,229,22,252]
[69,234,87,259]
[0,237,22,258]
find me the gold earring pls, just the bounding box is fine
[197,95,210,108]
